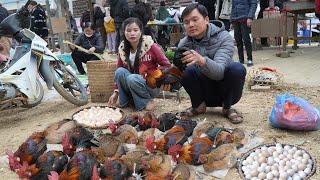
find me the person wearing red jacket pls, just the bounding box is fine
[108,18,171,111]
[316,0,320,19]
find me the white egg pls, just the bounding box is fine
[258,172,266,179]
[246,156,254,163]
[253,155,259,160]
[279,172,288,179]
[288,149,294,155]
[301,158,308,164]
[304,167,311,174]
[261,163,268,168]
[273,151,279,157]
[292,164,298,172]
[278,154,285,160]
[250,152,257,157]
[266,172,274,179]
[292,147,297,151]
[295,150,302,156]
[287,154,293,159]
[258,156,267,164]
[307,159,313,165]
[245,174,252,179]
[255,149,262,154]
[303,153,310,160]
[279,160,286,167]
[292,173,301,180]
[297,163,305,171]
[257,166,265,173]
[288,177,293,180]
[284,145,291,151]
[298,171,306,179]
[267,157,274,165]
[306,163,312,169]
[274,157,280,163]
[271,169,279,177]
[265,166,271,173]
[261,146,268,151]
[286,160,292,166]
[275,143,283,148]
[242,160,248,166]
[251,169,259,177]
[271,164,278,171]
[287,169,295,176]
[284,165,290,171]
[283,151,288,156]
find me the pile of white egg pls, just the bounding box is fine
[241,143,313,180]
[73,106,122,128]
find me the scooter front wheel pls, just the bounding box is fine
[52,62,88,106]
[22,79,44,108]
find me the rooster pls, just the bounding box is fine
[141,154,173,179]
[99,158,130,179]
[168,137,213,165]
[170,164,196,180]
[108,123,139,144]
[157,113,178,132]
[45,119,76,144]
[121,149,149,174]
[61,127,94,157]
[56,150,99,180]
[138,111,159,131]
[145,119,196,153]
[205,127,245,148]
[192,119,217,138]
[7,131,48,171]
[138,128,164,147]
[139,62,183,91]
[118,113,140,127]
[198,143,237,172]
[16,150,68,179]
[91,133,125,163]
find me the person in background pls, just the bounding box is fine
[156,1,170,21]
[197,0,216,20]
[177,4,246,124]
[109,0,130,53]
[28,1,48,39]
[69,11,78,33]
[70,22,105,75]
[131,0,154,37]
[315,0,320,19]
[104,7,116,54]
[107,18,171,111]
[80,10,91,31]
[0,3,9,23]
[230,0,257,66]
[93,1,106,44]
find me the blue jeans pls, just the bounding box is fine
[115,67,160,111]
[181,62,246,109]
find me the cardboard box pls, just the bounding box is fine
[252,17,294,38]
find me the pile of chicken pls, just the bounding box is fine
[7,111,246,180]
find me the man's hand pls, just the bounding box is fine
[247,19,252,27]
[181,50,206,67]
[88,47,96,54]
[160,84,171,91]
[107,91,118,106]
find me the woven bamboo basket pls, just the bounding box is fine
[237,143,316,179]
[87,60,117,103]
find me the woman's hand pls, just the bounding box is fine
[108,92,119,106]
[88,47,96,54]
[182,50,206,67]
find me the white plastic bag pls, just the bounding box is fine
[219,0,232,20]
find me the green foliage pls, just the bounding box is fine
[165,50,175,63]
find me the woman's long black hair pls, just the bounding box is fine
[121,17,144,73]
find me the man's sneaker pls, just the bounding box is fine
[247,60,253,67]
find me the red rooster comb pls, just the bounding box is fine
[6,150,21,171]
[145,136,155,153]
[108,120,118,134]
[168,144,182,162]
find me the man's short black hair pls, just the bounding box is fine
[181,3,208,20]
